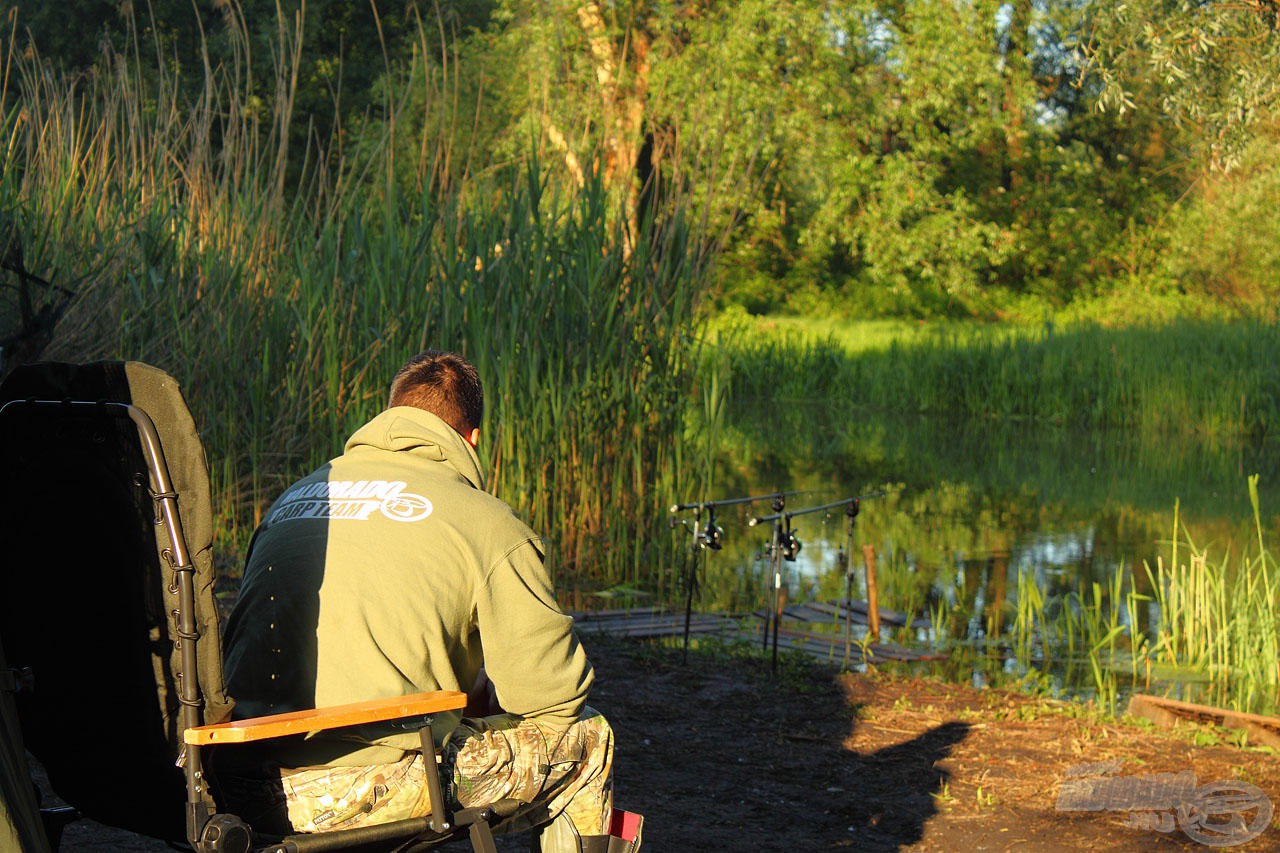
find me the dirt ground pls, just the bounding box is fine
[60,634,1280,852]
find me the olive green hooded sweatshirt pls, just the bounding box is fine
[222,407,593,766]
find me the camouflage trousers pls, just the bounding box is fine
[259,708,614,849]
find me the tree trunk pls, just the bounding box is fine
[1000,0,1032,194]
[576,2,650,255]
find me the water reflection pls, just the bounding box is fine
[694,401,1279,712]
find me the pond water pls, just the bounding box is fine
[683,401,1280,713]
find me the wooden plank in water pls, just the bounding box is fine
[566,607,942,663]
[781,604,839,623]
[598,622,732,639]
[571,612,676,631]
[770,634,940,665]
[809,599,931,630]
[641,617,732,635]
[570,607,665,622]
[575,614,677,631]
[573,611,740,639]
[752,601,930,631]
[1127,694,1280,750]
[774,626,945,663]
[752,604,849,624]
[773,633,847,662]
[864,642,948,662]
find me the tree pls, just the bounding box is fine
[1088,0,1280,170]
[482,0,708,252]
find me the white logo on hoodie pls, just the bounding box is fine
[267,480,434,524]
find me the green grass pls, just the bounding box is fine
[706,309,1043,354]
[707,314,1280,440]
[1142,477,1280,714]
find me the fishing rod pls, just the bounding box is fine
[747,490,888,527]
[759,494,803,672]
[669,490,811,663]
[669,490,810,514]
[748,490,890,672]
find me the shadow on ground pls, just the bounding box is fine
[588,636,972,851]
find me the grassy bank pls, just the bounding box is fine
[0,22,706,585]
[710,314,1280,440]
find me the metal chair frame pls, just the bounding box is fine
[0,397,498,853]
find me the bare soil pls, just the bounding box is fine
[588,636,1280,852]
[60,635,1280,852]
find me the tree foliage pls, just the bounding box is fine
[3,0,1276,318]
[1088,0,1280,168]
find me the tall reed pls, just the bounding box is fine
[1010,478,1279,715]
[1013,566,1127,711]
[0,10,708,587]
[1144,476,1280,714]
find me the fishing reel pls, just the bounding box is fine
[669,514,724,551]
[780,529,802,562]
[696,520,724,551]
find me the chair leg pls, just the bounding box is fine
[418,725,498,852]
[418,726,453,835]
[467,817,498,853]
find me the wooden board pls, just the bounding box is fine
[752,600,930,630]
[572,607,666,621]
[773,626,947,663]
[567,606,942,666]
[809,599,932,630]
[184,691,467,745]
[1127,694,1280,750]
[571,609,741,639]
[582,617,736,639]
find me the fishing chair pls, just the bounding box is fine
[0,361,500,852]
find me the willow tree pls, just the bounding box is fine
[684,0,1110,313]
[1084,0,1280,311]
[1088,0,1280,171]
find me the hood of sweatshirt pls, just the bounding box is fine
[343,406,486,491]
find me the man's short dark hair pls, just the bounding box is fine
[388,350,484,437]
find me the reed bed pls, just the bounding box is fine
[1013,567,1128,711]
[1010,477,1280,714]
[0,17,707,587]
[715,320,1280,439]
[1143,476,1280,714]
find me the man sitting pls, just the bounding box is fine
[216,350,623,852]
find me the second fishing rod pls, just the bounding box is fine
[669,490,811,663]
[749,490,889,673]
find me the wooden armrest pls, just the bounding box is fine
[183,690,466,746]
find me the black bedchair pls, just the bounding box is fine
[0,361,499,852]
